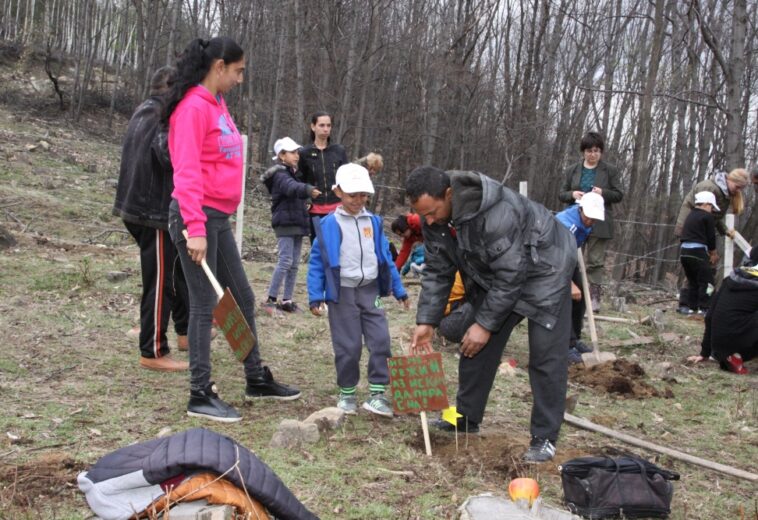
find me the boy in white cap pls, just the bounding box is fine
[260,137,321,315]
[677,191,719,316]
[307,163,410,416]
[555,192,605,363]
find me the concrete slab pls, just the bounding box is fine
[459,494,578,520]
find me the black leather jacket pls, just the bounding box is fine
[112,96,173,229]
[417,171,577,332]
[298,143,347,208]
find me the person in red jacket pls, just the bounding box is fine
[391,213,423,271]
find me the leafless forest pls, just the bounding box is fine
[1,0,757,284]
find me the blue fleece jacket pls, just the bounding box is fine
[555,204,593,247]
[307,212,407,307]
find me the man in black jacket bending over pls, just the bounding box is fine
[407,166,576,462]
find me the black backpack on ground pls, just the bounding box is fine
[560,455,680,519]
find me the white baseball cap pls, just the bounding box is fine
[332,163,375,194]
[579,192,605,221]
[272,137,301,159]
[694,191,720,211]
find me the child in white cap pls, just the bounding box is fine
[678,191,719,316]
[260,137,321,315]
[307,163,409,416]
[555,192,605,363]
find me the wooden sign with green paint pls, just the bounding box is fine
[213,287,255,362]
[387,353,449,414]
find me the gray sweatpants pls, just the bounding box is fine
[327,281,392,388]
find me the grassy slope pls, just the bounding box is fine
[0,103,755,519]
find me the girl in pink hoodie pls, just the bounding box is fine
[165,37,300,423]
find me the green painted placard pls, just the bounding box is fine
[213,288,255,362]
[387,353,449,414]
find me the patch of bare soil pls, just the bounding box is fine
[409,429,592,481]
[0,452,84,507]
[569,359,674,399]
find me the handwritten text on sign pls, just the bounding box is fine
[213,288,256,362]
[387,353,449,414]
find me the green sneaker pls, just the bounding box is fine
[362,393,393,417]
[337,393,357,414]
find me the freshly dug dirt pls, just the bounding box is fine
[409,430,591,479]
[0,453,84,507]
[569,359,674,399]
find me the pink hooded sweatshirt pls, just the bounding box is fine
[169,85,243,238]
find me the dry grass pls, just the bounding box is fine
[0,100,756,520]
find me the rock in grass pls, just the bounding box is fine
[303,407,346,431]
[106,270,130,282]
[269,419,319,449]
[0,225,17,249]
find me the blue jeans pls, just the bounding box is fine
[169,201,262,391]
[267,236,303,301]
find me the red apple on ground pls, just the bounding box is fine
[508,477,540,505]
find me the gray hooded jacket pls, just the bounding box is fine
[416,171,576,333]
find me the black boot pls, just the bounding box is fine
[187,383,241,423]
[245,366,301,401]
[432,415,479,433]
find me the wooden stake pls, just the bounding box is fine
[564,413,758,482]
[420,411,432,456]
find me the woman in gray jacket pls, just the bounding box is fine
[559,132,624,312]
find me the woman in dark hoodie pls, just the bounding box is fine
[298,112,348,240]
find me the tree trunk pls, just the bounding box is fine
[336,9,360,144]
[267,8,288,156]
[293,0,306,143]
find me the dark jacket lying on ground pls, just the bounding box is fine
[77,428,319,520]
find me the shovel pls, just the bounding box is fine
[183,230,255,362]
[576,247,616,367]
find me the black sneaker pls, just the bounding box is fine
[523,437,556,463]
[187,383,242,423]
[278,301,304,314]
[676,305,693,315]
[432,416,479,433]
[574,340,593,354]
[245,366,301,401]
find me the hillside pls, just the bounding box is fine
[0,56,756,519]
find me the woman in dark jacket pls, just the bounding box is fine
[261,137,320,315]
[558,132,624,311]
[298,111,348,239]
[113,66,189,372]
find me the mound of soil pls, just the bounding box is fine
[0,453,84,507]
[409,430,590,479]
[569,359,673,399]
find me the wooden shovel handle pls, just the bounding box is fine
[576,247,600,352]
[182,230,224,298]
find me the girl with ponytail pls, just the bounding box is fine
[167,37,301,423]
